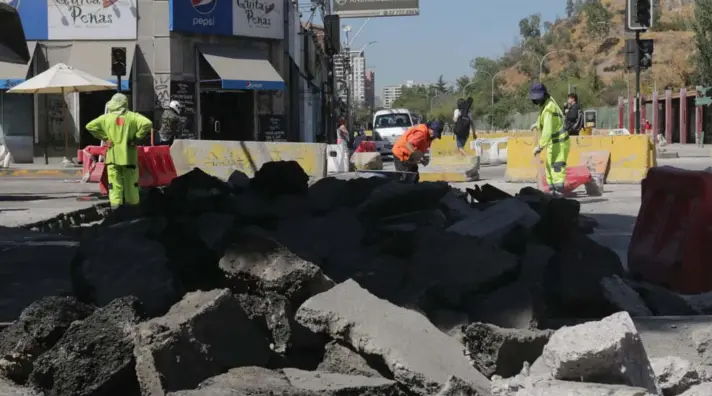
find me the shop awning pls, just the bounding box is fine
[198,45,285,91]
[68,41,136,91]
[0,41,37,89]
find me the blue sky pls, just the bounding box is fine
[311,0,564,92]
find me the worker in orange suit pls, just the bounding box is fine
[391,121,443,182]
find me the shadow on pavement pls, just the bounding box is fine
[0,195,65,202]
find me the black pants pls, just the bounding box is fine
[394,158,419,183]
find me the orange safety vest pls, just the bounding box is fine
[392,124,431,161]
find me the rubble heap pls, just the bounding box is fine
[0,161,711,395]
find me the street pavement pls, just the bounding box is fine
[0,178,104,227]
[1,157,709,267]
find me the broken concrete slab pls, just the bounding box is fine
[167,366,406,396]
[28,296,146,396]
[650,356,706,396]
[540,312,659,393]
[466,280,544,330]
[600,275,653,317]
[402,226,519,307]
[446,198,540,244]
[439,190,477,223]
[133,289,271,395]
[317,341,383,378]
[679,382,712,396]
[191,212,236,252]
[542,234,624,318]
[626,280,697,316]
[461,322,552,378]
[296,279,492,396]
[357,182,451,220]
[166,366,296,396]
[282,368,405,395]
[0,377,41,396]
[0,297,94,384]
[0,226,79,322]
[71,219,181,316]
[350,152,383,170]
[250,160,310,197]
[691,326,712,365]
[493,378,656,396]
[219,227,334,308]
[632,316,712,367]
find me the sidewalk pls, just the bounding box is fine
[0,163,83,178]
[659,144,710,158]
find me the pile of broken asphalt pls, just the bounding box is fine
[2,160,712,395]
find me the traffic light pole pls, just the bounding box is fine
[116,75,121,93]
[634,30,641,134]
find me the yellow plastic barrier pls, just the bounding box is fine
[429,131,534,157]
[505,135,656,183]
[170,139,327,180]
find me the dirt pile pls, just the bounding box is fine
[0,161,709,395]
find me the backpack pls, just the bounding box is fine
[454,108,472,138]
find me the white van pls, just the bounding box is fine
[371,109,418,157]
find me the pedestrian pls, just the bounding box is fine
[85,93,153,208]
[337,117,349,146]
[530,83,570,197]
[564,93,583,136]
[391,120,443,182]
[453,97,474,156]
[157,100,184,146]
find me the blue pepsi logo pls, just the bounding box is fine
[191,0,216,14]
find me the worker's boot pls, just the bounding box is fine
[550,185,564,198]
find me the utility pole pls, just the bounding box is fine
[634,30,641,134]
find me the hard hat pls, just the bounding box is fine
[428,121,443,139]
[169,100,183,113]
[529,83,548,100]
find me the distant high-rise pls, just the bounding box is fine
[333,50,368,105]
[381,80,425,108]
[364,70,375,109]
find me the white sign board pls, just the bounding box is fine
[233,0,283,39]
[48,0,137,40]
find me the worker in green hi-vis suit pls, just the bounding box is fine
[530,83,570,197]
[86,93,153,207]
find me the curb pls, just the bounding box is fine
[419,172,477,183]
[0,168,83,178]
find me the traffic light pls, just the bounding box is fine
[324,15,341,56]
[638,39,654,69]
[111,47,126,77]
[626,0,654,30]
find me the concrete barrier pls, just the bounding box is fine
[505,135,656,184]
[430,131,533,157]
[326,144,349,173]
[472,137,509,164]
[171,139,327,180]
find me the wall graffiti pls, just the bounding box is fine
[154,75,170,109]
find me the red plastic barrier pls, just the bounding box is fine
[80,146,107,183]
[629,167,712,293]
[82,144,177,196]
[355,141,377,153]
[142,145,177,186]
[538,165,592,194]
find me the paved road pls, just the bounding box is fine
[0,178,104,227]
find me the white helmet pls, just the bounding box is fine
[168,100,183,113]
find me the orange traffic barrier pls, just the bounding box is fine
[629,166,712,293]
[82,144,178,196]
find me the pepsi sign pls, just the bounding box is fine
[169,0,231,35]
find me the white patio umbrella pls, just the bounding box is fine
[8,63,117,162]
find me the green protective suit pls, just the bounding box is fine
[85,93,152,207]
[536,97,570,191]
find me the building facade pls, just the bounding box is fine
[364,70,375,109]
[0,0,326,163]
[381,85,402,109]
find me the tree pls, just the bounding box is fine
[433,75,450,94]
[566,0,575,18]
[518,14,542,39]
[455,75,471,92]
[583,0,611,38]
[693,0,712,86]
